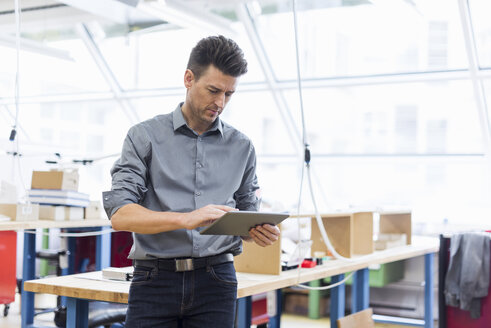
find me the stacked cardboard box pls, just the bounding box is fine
[0,203,39,221]
[29,169,88,221]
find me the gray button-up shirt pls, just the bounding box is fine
[103,103,260,259]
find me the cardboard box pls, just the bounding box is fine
[309,210,411,258]
[379,211,412,245]
[234,227,282,275]
[39,205,65,221]
[310,212,374,258]
[283,291,328,317]
[65,206,84,221]
[38,205,84,221]
[31,169,79,191]
[374,233,407,250]
[85,201,103,219]
[337,308,375,328]
[0,203,39,221]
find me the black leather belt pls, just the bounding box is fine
[134,253,233,272]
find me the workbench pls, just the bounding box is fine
[24,236,438,328]
[0,219,112,328]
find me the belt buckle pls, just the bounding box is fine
[175,259,194,272]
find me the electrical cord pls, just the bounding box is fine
[295,271,355,291]
[290,0,377,290]
[11,0,21,143]
[8,0,29,201]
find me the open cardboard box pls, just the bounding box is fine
[311,212,374,258]
[234,211,411,274]
[234,227,282,275]
[337,308,375,328]
[378,211,412,245]
[311,211,411,258]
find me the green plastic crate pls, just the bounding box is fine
[323,260,405,287]
[365,260,405,287]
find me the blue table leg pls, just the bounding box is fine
[96,226,111,270]
[236,296,252,328]
[21,230,36,328]
[67,297,89,328]
[330,274,345,328]
[424,253,434,328]
[351,268,369,313]
[268,289,282,328]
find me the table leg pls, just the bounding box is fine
[21,230,35,328]
[96,226,111,270]
[309,279,321,319]
[236,296,252,328]
[67,297,89,328]
[39,228,50,276]
[351,268,369,313]
[330,274,345,328]
[424,253,434,328]
[267,289,282,328]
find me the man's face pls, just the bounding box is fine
[184,65,239,129]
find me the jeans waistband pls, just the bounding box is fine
[134,253,233,272]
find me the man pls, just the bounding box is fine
[103,35,280,327]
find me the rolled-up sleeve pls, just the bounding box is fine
[103,126,150,219]
[234,143,260,211]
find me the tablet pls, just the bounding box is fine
[199,211,290,236]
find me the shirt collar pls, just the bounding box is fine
[173,103,223,137]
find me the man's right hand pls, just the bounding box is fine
[111,203,237,234]
[183,204,237,230]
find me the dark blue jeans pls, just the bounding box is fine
[125,261,237,328]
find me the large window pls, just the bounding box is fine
[255,0,467,79]
[282,80,482,154]
[469,0,491,68]
[1,0,490,229]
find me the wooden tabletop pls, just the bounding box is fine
[0,219,111,231]
[24,236,439,303]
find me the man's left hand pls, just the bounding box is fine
[247,224,280,247]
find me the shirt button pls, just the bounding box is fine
[194,246,199,250]
[198,137,202,142]
[195,191,201,196]
[197,163,202,168]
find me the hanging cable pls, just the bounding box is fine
[291,0,372,262]
[10,0,28,199]
[11,0,21,142]
[296,271,355,291]
[292,0,308,148]
[290,0,379,290]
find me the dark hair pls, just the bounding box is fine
[187,35,248,80]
